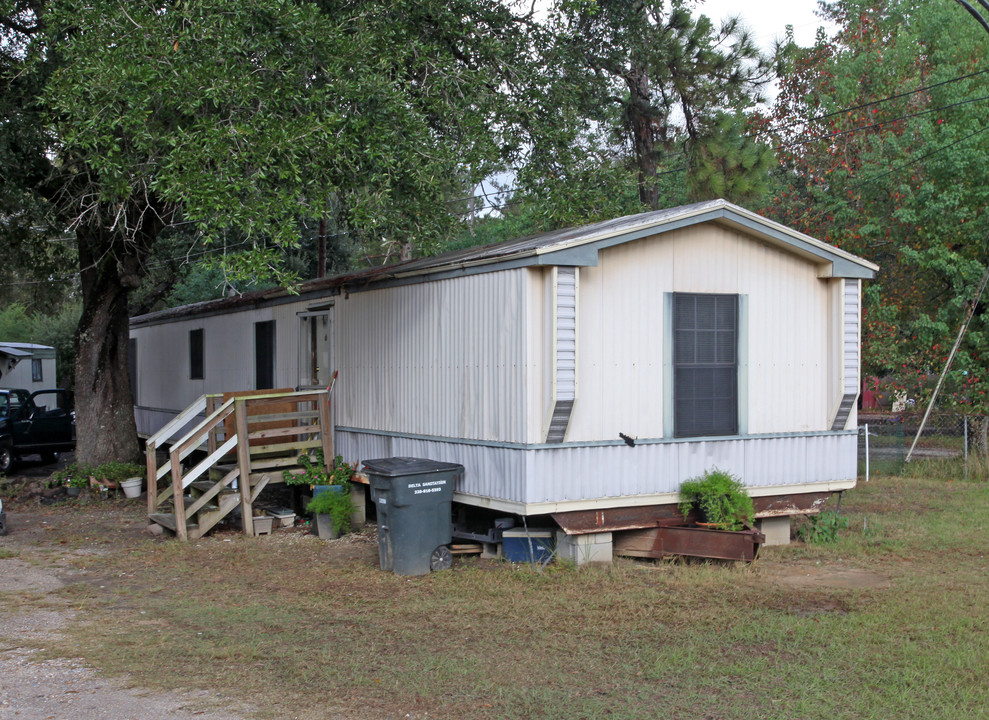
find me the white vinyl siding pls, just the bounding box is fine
[570,224,831,442]
[335,270,529,443]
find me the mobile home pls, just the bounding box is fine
[0,343,57,392]
[130,199,877,559]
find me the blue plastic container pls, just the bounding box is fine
[502,528,555,563]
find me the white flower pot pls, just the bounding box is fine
[120,477,143,499]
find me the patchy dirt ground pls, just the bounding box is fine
[1,459,251,720]
[1,462,892,720]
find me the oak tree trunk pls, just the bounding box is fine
[72,222,155,466]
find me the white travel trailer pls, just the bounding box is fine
[130,199,877,559]
[0,343,57,392]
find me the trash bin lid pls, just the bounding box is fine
[362,457,464,477]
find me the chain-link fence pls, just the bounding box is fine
[858,412,987,479]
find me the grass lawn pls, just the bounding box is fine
[6,470,988,720]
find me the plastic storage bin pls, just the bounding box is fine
[502,528,555,564]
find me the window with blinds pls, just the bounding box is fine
[673,293,738,437]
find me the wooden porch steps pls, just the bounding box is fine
[149,492,241,540]
[149,513,199,536]
[145,388,333,541]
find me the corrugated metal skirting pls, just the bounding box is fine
[338,429,858,507]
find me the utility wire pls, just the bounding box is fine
[772,66,989,135]
[782,92,989,151]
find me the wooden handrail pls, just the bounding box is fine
[146,395,210,447]
[171,397,237,460]
[146,387,333,540]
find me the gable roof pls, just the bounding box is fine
[131,199,878,327]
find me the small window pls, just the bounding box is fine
[255,320,275,389]
[189,328,204,380]
[31,358,43,383]
[673,293,738,437]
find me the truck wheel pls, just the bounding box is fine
[0,444,13,474]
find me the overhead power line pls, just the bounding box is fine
[773,66,989,135]
[853,124,989,189]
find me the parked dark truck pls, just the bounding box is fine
[0,389,75,473]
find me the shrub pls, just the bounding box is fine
[677,468,755,531]
[795,510,849,544]
[284,450,354,487]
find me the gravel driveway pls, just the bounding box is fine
[0,466,249,720]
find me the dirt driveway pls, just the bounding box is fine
[1,462,248,720]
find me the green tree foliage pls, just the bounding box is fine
[0,0,534,464]
[0,304,32,343]
[511,0,772,218]
[765,0,989,416]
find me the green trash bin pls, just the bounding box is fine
[364,457,462,576]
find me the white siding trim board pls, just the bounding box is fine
[831,279,861,431]
[546,267,578,442]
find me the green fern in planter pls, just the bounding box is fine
[678,469,755,531]
[306,484,355,535]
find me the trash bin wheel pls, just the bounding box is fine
[430,545,453,572]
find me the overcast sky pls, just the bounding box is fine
[697,0,832,50]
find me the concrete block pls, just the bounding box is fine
[350,483,367,526]
[556,530,614,565]
[757,516,791,546]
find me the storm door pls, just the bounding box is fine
[298,308,332,389]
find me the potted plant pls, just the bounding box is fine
[283,450,354,489]
[87,461,143,492]
[677,468,755,531]
[306,483,356,539]
[65,474,88,497]
[53,462,94,497]
[284,452,357,539]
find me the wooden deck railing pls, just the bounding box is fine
[145,389,333,541]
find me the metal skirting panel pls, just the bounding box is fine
[337,429,528,504]
[525,442,683,503]
[339,429,858,507]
